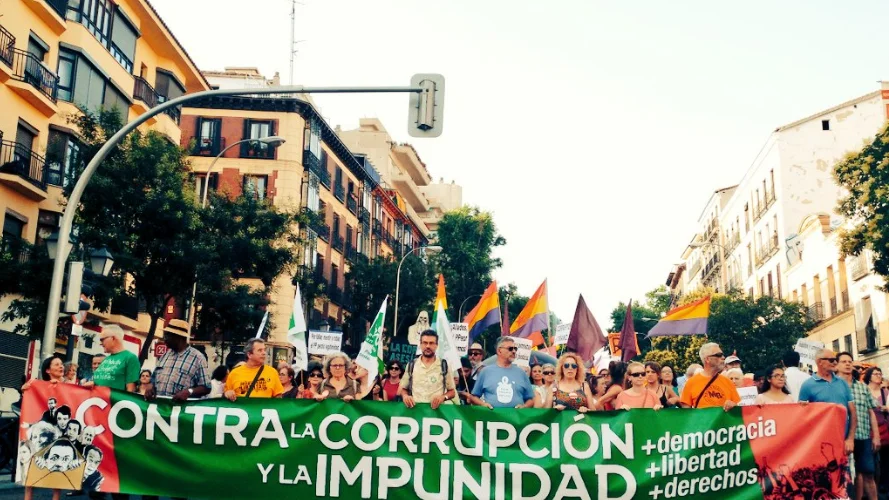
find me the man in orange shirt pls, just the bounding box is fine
[680,342,741,410]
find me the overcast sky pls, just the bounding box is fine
[152,0,889,328]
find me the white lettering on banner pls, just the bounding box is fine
[513,337,533,367]
[736,386,758,407]
[554,323,572,346]
[795,338,824,366]
[450,322,469,355]
[308,330,343,355]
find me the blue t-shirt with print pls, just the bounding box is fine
[471,364,534,408]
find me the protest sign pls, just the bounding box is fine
[450,322,469,355]
[794,338,825,366]
[513,337,533,367]
[554,322,572,346]
[737,386,758,407]
[307,330,343,355]
[386,339,418,365]
[18,382,851,499]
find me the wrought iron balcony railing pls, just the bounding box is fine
[0,140,48,191]
[11,49,58,101]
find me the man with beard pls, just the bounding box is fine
[398,330,456,409]
[468,336,535,409]
[679,342,740,410]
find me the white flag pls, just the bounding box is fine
[253,311,269,339]
[433,302,461,374]
[287,284,308,371]
[356,296,387,382]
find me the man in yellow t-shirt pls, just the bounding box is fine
[224,339,284,399]
[680,342,741,410]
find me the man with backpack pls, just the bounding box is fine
[398,330,456,409]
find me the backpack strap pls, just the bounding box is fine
[406,360,416,396]
[440,359,449,394]
[244,365,266,398]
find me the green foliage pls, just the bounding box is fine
[835,122,889,290]
[432,207,505,320]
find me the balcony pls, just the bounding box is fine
[315,221,331,242]
[318,167,331,189]
[807,302,824,323]
[190,135,226,157]
[359,207,370,224]
[9,49,58,115]
[132,76,159,114]
[725,233,741,254]
[0,140,48,200]
[756,234,779,267]
[689,260,702,278]
[0,24,14,74]
[303,150,322,176]
[829,297,837,317]
[21,0,66,34]
[240,140,275,159]
[344,244,357,263]
[842,290,850,311]
[334,183,345,202]
[372,219,383,238]
[327,285,343,305]
[332,233,344,253]
[347,195,358,215]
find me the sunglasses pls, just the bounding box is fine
[543,371,555,375]
[309,373,323,378]
[628,372,645,377]
[563,363,578,369]
[501,346,518,352]
[818,357,838,363]
[470,351,483,356]
[388,366,401,371]
[709,352,725,358]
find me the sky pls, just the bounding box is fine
[151,0,889,328]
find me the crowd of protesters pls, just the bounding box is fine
[19,315,889,500]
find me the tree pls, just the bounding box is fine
[835,122,889,289]
[432,207,505,320]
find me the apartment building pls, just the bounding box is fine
[0,0,207,385]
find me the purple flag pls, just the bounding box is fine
[618,299,638,362]
[566,294,607,363]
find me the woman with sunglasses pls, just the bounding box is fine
[645,362,680,408]
[533,363,557,408]
[755,365,795,405]
[545,353,594,412]
[616,362,663,410]
[298,361,324,399]
[382,361,404,402]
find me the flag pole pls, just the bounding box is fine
[542,278,552,350]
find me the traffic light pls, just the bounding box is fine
[408,74,445,138]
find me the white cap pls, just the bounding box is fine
[725,355,741,365]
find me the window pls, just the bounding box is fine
[109,10,138,72]
[102,84,128,120]
[331,264,338,289]
[46,130,81,187]
[195,118,222,156]
[305,174,320,212]
[832,339,840,353]
[194,173,218,203]
[72,56,106,112]
[243,175,267,200]
[80,0,113,45]
[301,242,316,268]
[822,120,830,131]
[155,69,185,122]
[2,212,25,239]
[332,214,340,236]
[241,119,275,159]
[346,225,353,248]
[844,334,853,354]
[15,122,37,153]
[27,35,48,62]
[56,50,76,101]
[305,118,321,159]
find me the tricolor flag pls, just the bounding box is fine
[510,280,549,346]
[286,284,308,371]
[433,301,461,375]
[431,274,448,327]
[646,296,711,338]
[464,282,501,343]
[356,296,387,381]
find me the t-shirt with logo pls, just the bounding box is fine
[679,372,741,409]
[471,365,534,408]
[92,350,141,391]
[225,364,283,398]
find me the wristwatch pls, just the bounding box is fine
[187,388,194,396]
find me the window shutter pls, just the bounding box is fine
[241,119,251,157]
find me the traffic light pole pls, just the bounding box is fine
[41,83,439,361]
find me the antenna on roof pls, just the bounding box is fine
[290,0,306,85]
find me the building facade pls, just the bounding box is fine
[664,83,889,363]
[0,0,207,389]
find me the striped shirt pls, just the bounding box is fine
[153,346,210,397]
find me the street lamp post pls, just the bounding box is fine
[185,136,287,327]
[393,245,442,339]
[458,294,481,321]
[688,242,744,293]
[40,81,443,361]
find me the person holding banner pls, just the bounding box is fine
[146,319,210,403]
[545,353,594,412]
[755,365,796,405]
[679,342,740,411]
[381,361,404,402]
[616,362,663,410]
[316,353,360,402]
[468,337,534,409]
[532,363,556,408]
[398,330,457,409]
[297,361,324,399]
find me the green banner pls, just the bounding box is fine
[18,382,851,499]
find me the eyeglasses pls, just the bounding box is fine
[543,371,555,375]
[709,352,725,358]
[309,373,323,378]
[470,351,483,356]
[628,372,645,377]
[563,363,578,369]
[770,374,786,379]
[818,357,838,363]
[330,364,346,368]
[99,336,111,343]
[501,346,518,352]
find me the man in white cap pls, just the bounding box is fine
[725,355,742,372]
[146,319,210,402]
[468,342,486,378]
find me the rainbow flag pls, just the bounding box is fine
[646,296,710,337]
[434,274,447,311]
[510,280,549,340]
[464,282,501,342]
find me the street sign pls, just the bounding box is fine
[407,74,445,138]
[154,342,168,358]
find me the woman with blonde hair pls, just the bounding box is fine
[615,362,663,410]
[545,353,594,413]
